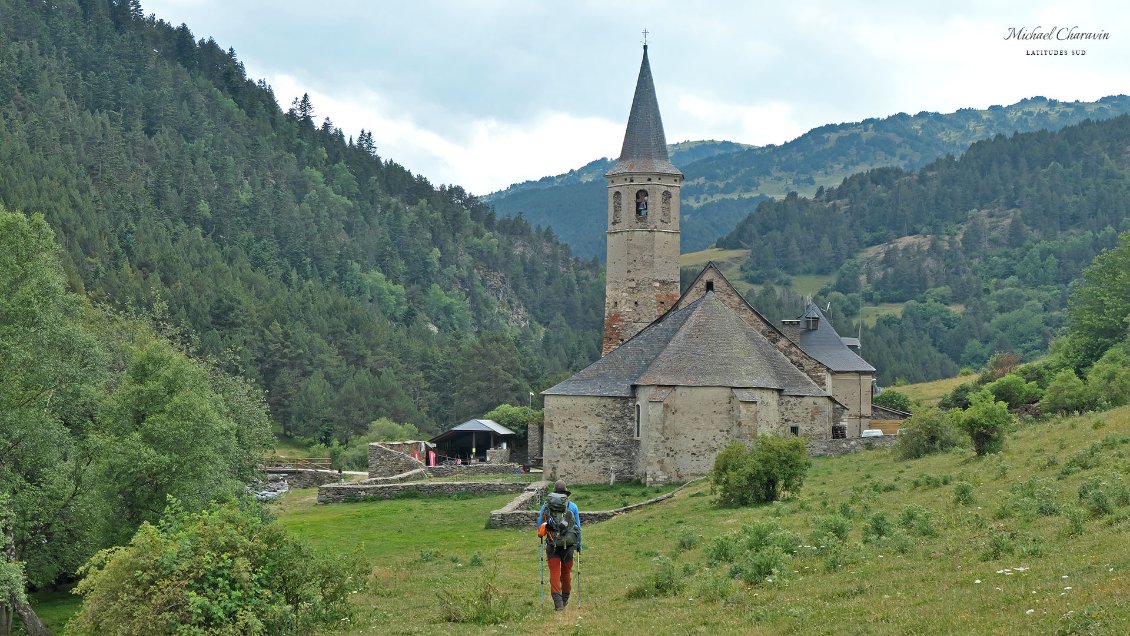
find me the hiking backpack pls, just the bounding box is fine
[543,492,579,548]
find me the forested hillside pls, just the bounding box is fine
[719,116,1130,383]
[0,0,603,439]
[488,96,1130,258]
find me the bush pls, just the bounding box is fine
[437,563,525,624]
[894,407,963,459]
[1040,369,1093,415]
[939,381,976,410]
[626,557,685,598]
[1086,339,1130,410]
[70,499,363,635]
[984,373,1042,408]
[1004,477,1061,519]
[955,391,1014,456]
[862,512,893,543]
[873,389,913,413]
[898,505,939,537]
[1078,473,1130,518]
[810,514,852,543]
[711,437,810,507]
[953,482,975,506]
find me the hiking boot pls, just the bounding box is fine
[552,592,564,611]
[561,592,570,607]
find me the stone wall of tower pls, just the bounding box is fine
[603,172,682,355]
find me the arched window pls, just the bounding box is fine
[612,191,622,224]
[635,403,642,438]
[635,189,648,217]
[661,190,671,223]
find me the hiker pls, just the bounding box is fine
[537,479,582,610]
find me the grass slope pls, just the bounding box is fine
[267,405,1130,635]
[34,407,1130,634]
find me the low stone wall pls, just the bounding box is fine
[265,468,343,489]
[487,482,549,529]
[361,468,429,484]
[486,447,510,464]
[368,443,425,478]
[487,478,704,529]
[317,480,528,504]
[808,435,896,457]
[426,463,522,478]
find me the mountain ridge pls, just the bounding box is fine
[487,95,1130,259]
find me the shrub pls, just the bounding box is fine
[939,381,976,410]
[955,391,1014,456]
[980,530,1015,561]
[810,514,852,543]
[898,505,938,537]
[953,482,975,506]
[707,521,799,575]
[675,528,701,552]
[696,570,737,602]
[863,512,893,543]
[70,499,363,635]
[1078,473,1130,517]
[1086,339,1130,410]
[1005,477,1061,519]
[626,557,684,598]
[894,407,963,460]
[730,547,788,585]
[711,438,810,507]
[984,373,1042,408]
[437,563,525,624]
[873,389,913,413]
[1040,369,1093,415]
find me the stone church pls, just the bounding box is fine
[539,45,878,485]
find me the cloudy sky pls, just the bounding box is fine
[144,1,1129,195]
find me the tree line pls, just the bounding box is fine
[0,0,605,443]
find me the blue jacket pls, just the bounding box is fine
[537,500,582,551]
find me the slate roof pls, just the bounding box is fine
[429,419,515,444]
[544,292,829,398]
[796,303,876,373]
[606,46,682,177]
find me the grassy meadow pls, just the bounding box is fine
[265,404,1130,635]
[33,403,1130,634]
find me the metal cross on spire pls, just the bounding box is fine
[642,29,649,46]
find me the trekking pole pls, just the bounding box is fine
[575,550,581,609]
[538,537,545,607]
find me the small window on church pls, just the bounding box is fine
[789,426,800,437]
[706,281,714,292]
[612,191,622,224]
[635,189,648,218]
[635,403,641,438]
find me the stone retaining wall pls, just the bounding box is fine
[368,443,425,478]
[425,463,522,478]
[317,480,528,504]
[808,435,896,457]
[265,468,343,489]
[486,478,704,529]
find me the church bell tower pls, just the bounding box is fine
[602,44,683,356]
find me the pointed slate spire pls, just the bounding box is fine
[606,45,681,176]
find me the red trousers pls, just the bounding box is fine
[546,546,575,594]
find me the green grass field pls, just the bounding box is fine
[898,375,974,406]
[33,405,1130,634]
[269,403,1130,635]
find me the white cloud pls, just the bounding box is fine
[267,74,621,194]
[672,94,805,147]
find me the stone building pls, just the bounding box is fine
[540,45,882,485]
[782,302,876,438]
